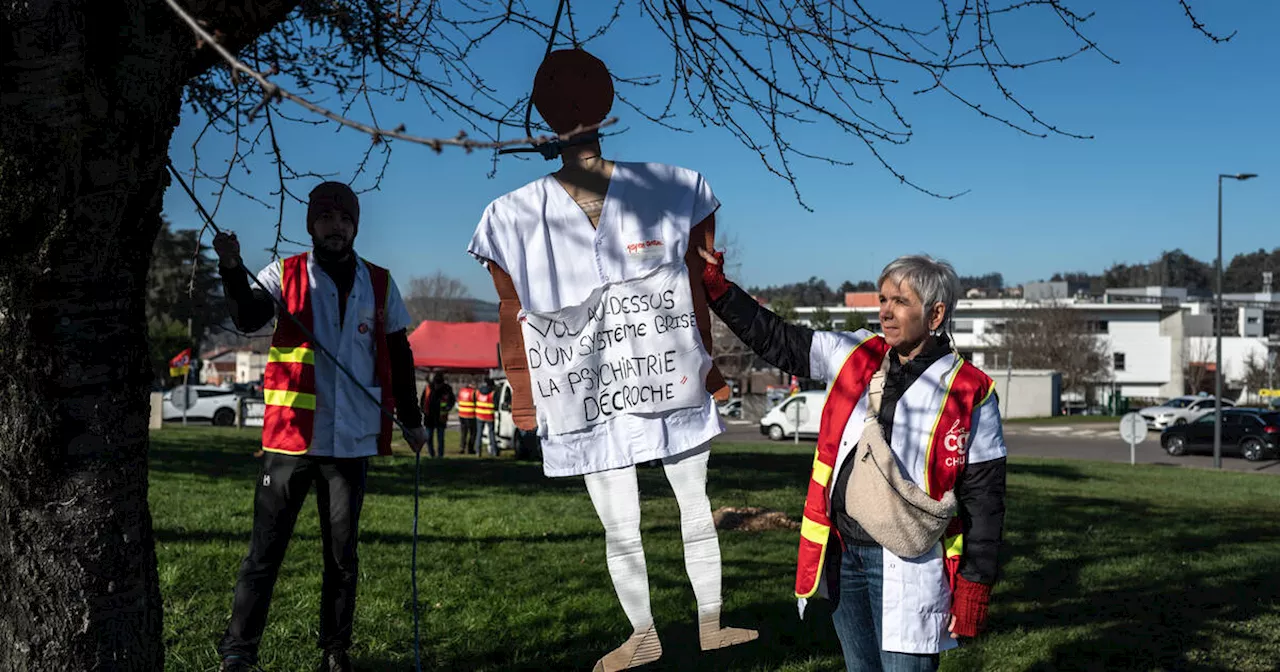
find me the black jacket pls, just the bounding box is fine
[422,383,456,429]
[709,282,1005,586]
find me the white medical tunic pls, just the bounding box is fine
[256,254,412,459]
[468,161,725,476]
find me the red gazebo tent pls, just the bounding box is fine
[407,320,500,371]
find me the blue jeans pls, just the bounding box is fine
[829,543,940,672]
[424,426,446,459]
[474,421,497,456]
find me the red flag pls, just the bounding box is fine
[169,348,191,378]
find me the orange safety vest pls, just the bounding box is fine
[474,390,495,422]
[457,387,477,419]
[795,335,993,599]
[261,253,396,456]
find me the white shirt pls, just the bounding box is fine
[257,254,411,459]
[468,161,724,476]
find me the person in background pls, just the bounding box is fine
[420,371,455,459]
[211,181,428,672]
[474,378,497,457]
[456,380,478,454]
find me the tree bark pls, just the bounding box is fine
[0,1,214,668]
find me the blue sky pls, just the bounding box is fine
[163,1,1277,302]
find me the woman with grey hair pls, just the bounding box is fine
[698,248,1007,672]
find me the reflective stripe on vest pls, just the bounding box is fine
[474,391,495,421]
[794,339,994,599]
[457,387,477,418]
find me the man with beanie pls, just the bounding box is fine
[212,181,428,672]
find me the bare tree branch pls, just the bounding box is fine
[170,0,1233,222]
[1178,0,1236,43]
[405,272,476,324]
[986,301,1110,396]
[165,0,617,153]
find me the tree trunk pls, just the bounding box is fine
[1,1,196,668]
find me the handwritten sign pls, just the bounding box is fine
[519,262,710,436]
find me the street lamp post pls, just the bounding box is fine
[1214,172,1259,469]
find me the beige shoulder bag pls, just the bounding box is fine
[843,354,957,559]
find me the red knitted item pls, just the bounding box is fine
[702,250,731,301]
[949,576,992,638]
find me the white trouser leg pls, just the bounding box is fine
[662,442,758,651]
[584,465,653,632]
[660,443,721,620]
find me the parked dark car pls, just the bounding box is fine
[1161,408,1280,462]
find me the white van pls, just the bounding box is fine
[481,376,540,458]
[759,390,826,441]
[491,377,517,450]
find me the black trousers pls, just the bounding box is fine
[459,417,477,453]
[218,452,368,662]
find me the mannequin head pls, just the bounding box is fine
[532,48,614,136]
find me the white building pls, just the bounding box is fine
[789,286,1280,403]
[235,350,267,385]
[199,348,268,386]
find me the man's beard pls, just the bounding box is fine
[313,234,353,262]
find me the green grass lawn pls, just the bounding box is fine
[152,427,1280,671]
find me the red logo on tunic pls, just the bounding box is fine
[625,240,664,254]
[358,323,370,334]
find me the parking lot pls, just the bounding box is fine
[716,419,1280,475]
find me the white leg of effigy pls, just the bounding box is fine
[661,443,759,651]
[584,465,663,671]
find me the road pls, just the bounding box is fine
[715,420,1280,476]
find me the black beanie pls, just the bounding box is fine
[307,182,360,235]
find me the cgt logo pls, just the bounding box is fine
[626,240,665,255]
[941,419,970,468]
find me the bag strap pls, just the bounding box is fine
[865,352,892,422]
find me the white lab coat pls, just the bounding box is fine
[467,162,724,476]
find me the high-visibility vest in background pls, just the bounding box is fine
[261,253,395,456]
[457,387,477,419]
[475,390,495,422]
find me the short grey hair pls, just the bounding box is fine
[877,255,961,335]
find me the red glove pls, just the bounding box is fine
[701,250,731,301]
[949,576,992,638]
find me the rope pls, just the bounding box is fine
[523,0,568,140]
[164,162,426,670]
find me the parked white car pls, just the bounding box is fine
[717,398,743,419]
[759,390,825,441]
[162,385,240,426]
[1138,395,1234,430]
